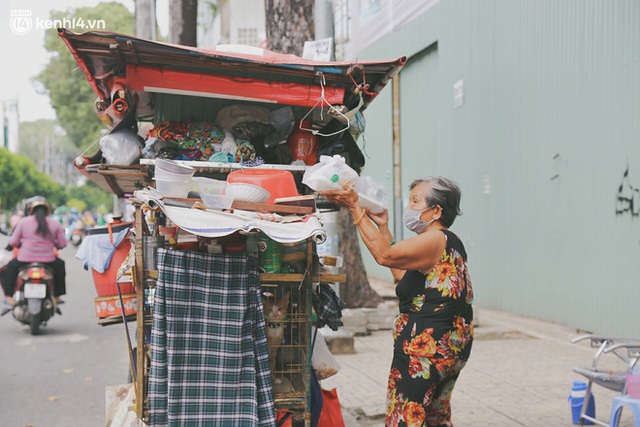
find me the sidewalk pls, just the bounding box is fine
[326,281,633,426]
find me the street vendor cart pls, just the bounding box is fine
[59,28,404,426]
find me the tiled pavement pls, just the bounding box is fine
[325,281,635,426]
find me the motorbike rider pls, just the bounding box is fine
[1,197,67,307]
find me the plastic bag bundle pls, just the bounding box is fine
[302,155,359,192]
[311,328,341,380]
[99,129,144,165]
[355,175,387,214]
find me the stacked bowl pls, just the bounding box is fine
[154,159,195,197]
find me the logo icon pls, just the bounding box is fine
[10,10,32,35]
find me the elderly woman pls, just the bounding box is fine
[322,176,474,427]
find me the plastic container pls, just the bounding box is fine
[201,193,234,210]
[94,293,137,318]
[88,222,134,297]
[91,239,133,296]
[302,154,358,192]
[193,176,227,195]
[627,374,640,398]
[155,168,195,181]
[155,159,195,176]
[287,120,318,165]
[153,178,193,198]
[226,169,298,204]
[355,176,387,214]
[225,183,270,203]
[257,233,281,273]
[569,381,595,425]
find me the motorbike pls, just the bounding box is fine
[66,220,89,247]
[1,257,59,335]
[70,227,85,246]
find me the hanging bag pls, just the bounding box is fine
[317,387,346,427]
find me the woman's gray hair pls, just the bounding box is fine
[410,176,462,228]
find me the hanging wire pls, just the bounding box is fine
[78,133,103,158]
[347,64,376,97]
[299,72,350,137]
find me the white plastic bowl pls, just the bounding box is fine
[193,177,227,195]
[153,178,193,198]
[225,183,270,203]
[201,193,234,210]
[155,168,196,181]
[155,159,195,175]
[155,159,195,181]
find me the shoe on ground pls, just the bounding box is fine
[2,297,15,316]
[54,297,64,305]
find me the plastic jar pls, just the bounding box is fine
[287,120,318,165]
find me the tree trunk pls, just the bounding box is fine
[264,0,382,308]
[264,0,315,57]
[337,207,384,308]
[134,0,153,39]
[169,0,197,46]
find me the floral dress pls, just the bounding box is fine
[386,229,474,427]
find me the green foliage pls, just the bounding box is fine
[34,2,134,151]
[0,148,66,210]
[68,180,113,212]
[66,198,87,213]
[0,148,112,213]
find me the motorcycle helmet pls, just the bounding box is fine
[25,196,50,215]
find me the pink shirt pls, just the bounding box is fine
[9,216,67,262]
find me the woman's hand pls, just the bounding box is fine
[368,209,389,229]
[320,183,360,212]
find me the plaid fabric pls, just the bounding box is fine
[148,249,275,427]
[313,283,346,331]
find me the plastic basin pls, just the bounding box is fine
[225,183,270,203]
[193,176,227,195]
[227,169,298,203]
[201,193,234,210]
[154,178,193,198]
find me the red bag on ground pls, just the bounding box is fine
[276,410,292,427]
[317,387,345,427]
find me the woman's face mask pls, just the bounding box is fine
[403,206,435,234]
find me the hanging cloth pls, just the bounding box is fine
[312,283,346,331]
[148,249,276,427]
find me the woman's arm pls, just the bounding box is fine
[322,186,446,272]
[367,210,405,282]
[54,224,67,249]
[8,222,23,248]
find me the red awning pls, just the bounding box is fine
[57,28,406,112]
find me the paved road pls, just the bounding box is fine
[0,235,131,427]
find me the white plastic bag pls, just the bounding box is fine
[99,129,144,165]
[311,328,341,380]
[355,175,387,214]
[302,155,359,192]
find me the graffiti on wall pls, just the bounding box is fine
[616,167,640,216]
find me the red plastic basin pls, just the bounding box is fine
[227,169,298,204]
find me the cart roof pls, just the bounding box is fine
[58,28,406,110]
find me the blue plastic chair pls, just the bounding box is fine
[610,395,640,427]
[571,335,640,426]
